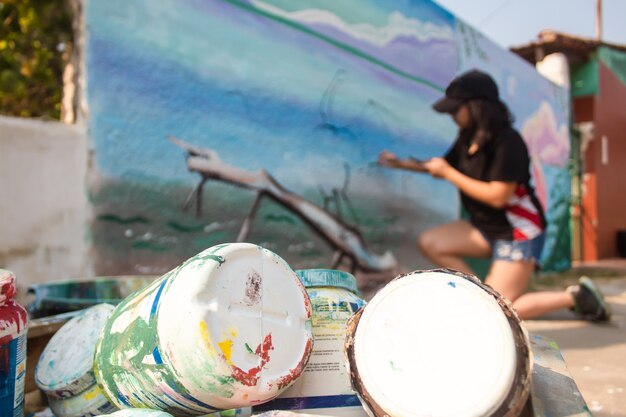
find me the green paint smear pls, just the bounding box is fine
[244,343,254,355]
[221,0,445,92]
[97,213,151,225]
[132,241,170,252]
[167,220,207,233]
[95,271,235,411]
[263,213,297,225]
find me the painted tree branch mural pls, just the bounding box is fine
[169,136,397,274]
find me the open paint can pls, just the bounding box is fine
[94,243,313,415]
[345,269,531,417]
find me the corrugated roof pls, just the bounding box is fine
[511,30,626,65]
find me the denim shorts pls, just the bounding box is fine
[490,233,545,264]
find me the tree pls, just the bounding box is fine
[0,0,73,119]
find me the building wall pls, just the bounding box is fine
[589,62,626,258]
[0,116,90,302]
[82,0,572,278]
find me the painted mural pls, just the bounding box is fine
[85,0,571,282]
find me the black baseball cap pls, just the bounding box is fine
[432,70,500,114]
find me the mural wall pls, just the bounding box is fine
[84,0,571,281]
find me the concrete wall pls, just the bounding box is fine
[0,115,90,302]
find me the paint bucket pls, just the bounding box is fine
[35,303,118,417]
[35,303,115,398]
[255,269,367,417]
[0,269,29,417]
[94,243,314,415]
[345,269,531,417]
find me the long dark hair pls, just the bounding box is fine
[466,99,514,148]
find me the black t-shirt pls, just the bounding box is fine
[444,126,547,241]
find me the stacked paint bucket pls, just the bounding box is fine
[93,243,314,416]
[35,303,118,417]
[254,269,367,417]
[0,269,29,417]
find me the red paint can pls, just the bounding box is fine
[0,269,29,417]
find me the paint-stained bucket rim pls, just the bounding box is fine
[47,382,117,417]
[35,303,116,398]
[344,268,531,417]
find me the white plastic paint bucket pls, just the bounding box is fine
[36,303,115,399]
[345,269,531,417]
[256,269,367,417]
[94,243,314,415]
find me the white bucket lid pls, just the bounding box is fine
[36,303,115,398]
[157,243,314,409]
[347,269,525,417]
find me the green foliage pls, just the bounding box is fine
[0,0,73,119]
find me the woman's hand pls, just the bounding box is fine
[424,157,452,179]
[378,150,400,167]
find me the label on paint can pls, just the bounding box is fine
[255,269,367,417]
[0,330,27,417]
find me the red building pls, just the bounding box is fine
[513,30,626,261]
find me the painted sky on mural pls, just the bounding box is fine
[87,0,459,192]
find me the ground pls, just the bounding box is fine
[524,264,626,417]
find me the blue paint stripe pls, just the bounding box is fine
[253,394,362,411]
[152,346,163,364]
[150,280,168,319]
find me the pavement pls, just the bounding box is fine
[524,274,626,417]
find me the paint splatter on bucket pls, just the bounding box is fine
[47,382,118,417]
[94,243,313,415]
[96,409,174,417]
[256,269,367,417]
[35,303,118,417]
[345,269,531,417]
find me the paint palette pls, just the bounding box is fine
[345,269,530,417]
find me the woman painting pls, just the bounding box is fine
[379,70,609,322]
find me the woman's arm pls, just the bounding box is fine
[425,157,516,208]
[378,150,428,173]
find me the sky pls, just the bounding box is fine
[434,0,626,48]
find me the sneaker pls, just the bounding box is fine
[571,276,611,322]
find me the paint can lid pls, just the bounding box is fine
[154,243,314,409]
[346,269,528,417]
[36,303,116,398]
[0,269,16,302]
[296,269,359,294]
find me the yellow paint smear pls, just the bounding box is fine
[218,339,234,366]
[82,387,99,401]
[199,320,216,355]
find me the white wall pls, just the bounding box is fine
[0,115,90,303]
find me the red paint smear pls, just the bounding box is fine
[1,298,28,379]
[231,333,274,387]
[0,300,28,334]
[274,337,313,390]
